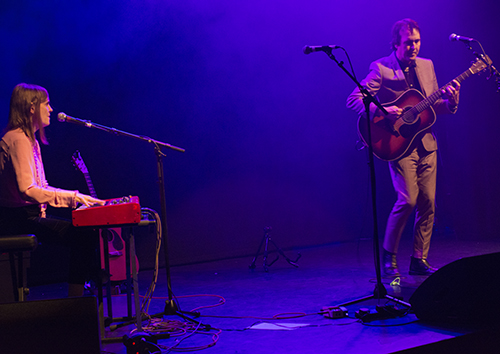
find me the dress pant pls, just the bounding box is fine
[383,145,437,259]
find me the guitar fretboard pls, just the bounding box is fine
[411,68,473,116]
[83,172,97,198]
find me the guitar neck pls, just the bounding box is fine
[83,172,98,198]
[414,67,473,114]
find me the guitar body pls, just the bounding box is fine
[357,89,436,161]
[99,227,140,281]
[356,57,491,161]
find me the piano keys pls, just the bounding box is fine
[72,196,141,227]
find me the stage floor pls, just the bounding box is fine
[28,235,500,354]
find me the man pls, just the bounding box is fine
[346,19,460,276]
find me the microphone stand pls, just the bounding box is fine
[318,48,411,311]
[460,41,500,92]
[62,119,206,334]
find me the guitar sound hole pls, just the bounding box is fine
[110,229,124,251]
[101,228,124,251]
[401,107,418,124]
[102,229,113,242]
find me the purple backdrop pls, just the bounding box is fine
[1,1,499,268]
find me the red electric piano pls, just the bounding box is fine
[72,195,142,227]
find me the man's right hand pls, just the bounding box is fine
[383,105,403,122]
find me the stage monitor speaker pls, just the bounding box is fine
[409,252,500,325]
[0,296,101,354]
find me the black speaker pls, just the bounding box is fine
[409,252,500,325]
[0,296,101,354]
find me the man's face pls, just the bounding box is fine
[395,28,420,63]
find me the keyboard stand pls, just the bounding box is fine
[98,219,156,343]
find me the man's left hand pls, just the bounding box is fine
[442,79,461,106]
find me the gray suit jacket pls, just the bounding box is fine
[347,51,457,153]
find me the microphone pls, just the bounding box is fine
[303,45,341,54]
[57,112,91,127]
[449,33,475,43]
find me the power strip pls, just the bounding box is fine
[354,304,408,322]
[320,306,348,319]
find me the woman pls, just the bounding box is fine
[0,83,104,296]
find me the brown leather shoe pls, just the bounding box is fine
[409,256,437,276]
[382,250,401,276]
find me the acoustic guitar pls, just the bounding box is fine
[357,57,490,161]
[72,150,139,281]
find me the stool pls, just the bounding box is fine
[0,235,38,302]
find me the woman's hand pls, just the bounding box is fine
[76,193,105,207]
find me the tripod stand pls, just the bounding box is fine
[318,50,411,311]
[249,227,301,272]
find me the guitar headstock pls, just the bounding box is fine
[71,150,88,174]
[470,55,492,75]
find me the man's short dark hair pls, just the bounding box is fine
[391,18,420,51]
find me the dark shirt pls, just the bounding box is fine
[398,59,422,93]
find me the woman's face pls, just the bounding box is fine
[36,98,53,129]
